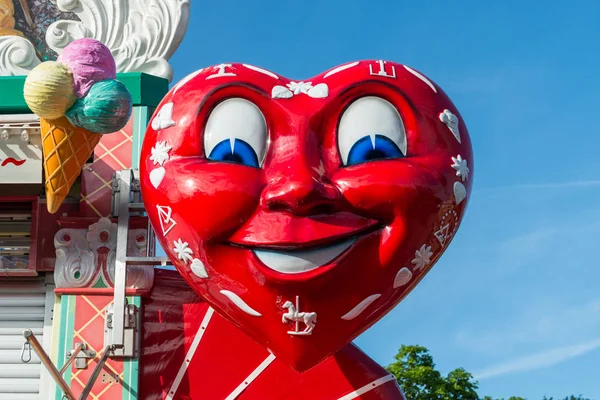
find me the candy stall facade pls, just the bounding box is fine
[0,1,178,398]
[0,1,473,399]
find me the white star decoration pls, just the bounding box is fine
[412,244,433,271]
[173,238,193,263]
[150,141,172,166]
[451,154,470,182]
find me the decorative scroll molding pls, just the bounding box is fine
[54,228,97,288]
[0,35,41,75]
[45,0,190,82]
[54,217,154,290]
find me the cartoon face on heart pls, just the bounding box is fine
[140,60,473,372]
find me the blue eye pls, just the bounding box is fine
[338,96,407,166]
[347,134,404,165]
[208,138,259,167]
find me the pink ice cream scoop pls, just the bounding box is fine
[57,38,117,98]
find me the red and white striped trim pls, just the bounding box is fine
[225,353,277,400]
[166,307,215,400]
[337,374,397,400]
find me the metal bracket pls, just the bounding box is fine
[104,302,139,358]
[66,343,96,369]
[111,168,141,217]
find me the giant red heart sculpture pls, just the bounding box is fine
[140,60,473,372]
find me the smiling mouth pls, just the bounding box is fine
[253,237,356,275]
[229,211,382,276]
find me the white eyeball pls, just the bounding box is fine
[338,96,407,166]
[204,98,268,167]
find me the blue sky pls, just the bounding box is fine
[158,1,600,398]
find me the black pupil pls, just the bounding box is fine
[365,149,387,160]
[223,153,243,163]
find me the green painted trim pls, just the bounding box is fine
[92,278,108,289]
[120,73,169,109]
[122,296,141,400]
[132,106,153,168]
[55,295,76,399]
[0,72,168,114]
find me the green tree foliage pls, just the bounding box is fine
[385,345,479,400]
[386,345,592,400]
[542,397,591,400]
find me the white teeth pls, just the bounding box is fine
[254,239,355,274]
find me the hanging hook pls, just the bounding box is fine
[21,341,32,363]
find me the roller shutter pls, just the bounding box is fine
[0,277,48,399]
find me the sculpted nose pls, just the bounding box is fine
[261,170,341,216]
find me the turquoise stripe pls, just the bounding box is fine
[55,295,75,399]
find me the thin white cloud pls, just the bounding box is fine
[473,338,600,380]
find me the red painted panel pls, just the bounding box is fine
[140,270,405,400]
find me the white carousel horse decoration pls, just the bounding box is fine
[282,297,317,336]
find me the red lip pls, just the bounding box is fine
[1,158,26,166]
[228,211,380,249]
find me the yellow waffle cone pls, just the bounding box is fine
[41,117,101,214]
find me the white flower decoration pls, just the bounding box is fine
[287,81,313,95]
[412,244,433,271]
[173,238,193,263]
[451,154,470,182]
[150,141,172,166]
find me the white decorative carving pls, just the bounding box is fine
[205,63,235,79]
[151,103,176,131]
[393,267,412,288]
[220,290,261,317]
[412,244,433,271]
[403,65,437,93]
[172,68,203,94]
[282,296,317,336]
[369,60,396,79]
[191,258,208,278]
[150,141,172,166]
[324,61,359,78]
[451,154,469,181]
[287,81,313,95]
[0,35,41,76]
[87,217,117,251]
[149,166,166,188]
[453,181,467,205]
[54,217,154,289]
[243,64,278,79]
[173,238,193,263]
[54,228,97,288]
[307,83,329,98]
[341,294,381,320]
[271,82,329,99]
[45,0,191,82]
[440,109,461,143]
[157,205,176,236]
[434,209,458,247]
[271,85,293,99]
